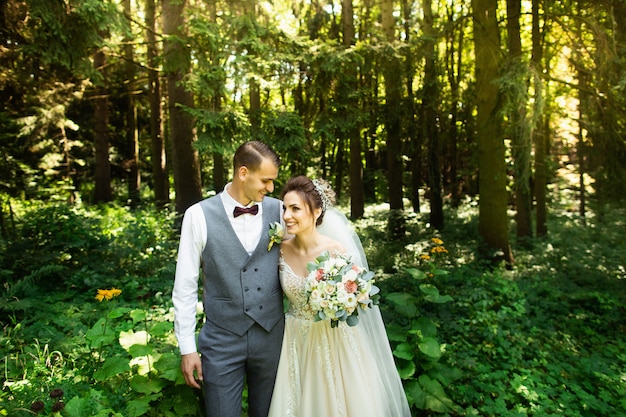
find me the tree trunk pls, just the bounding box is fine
[163,0,202,214]
[472,0,513,264]
[122,0,140,207]
[446,5,464,208]
[93,48,112,204]
[403,0,420,214]
[506,0,532,239]
[382,0,405,239]
[531,0,547,237]
[145,0,169,207]
[423,0,444,230]
[342,0,364,219]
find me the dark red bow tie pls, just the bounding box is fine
[233,205,259,217]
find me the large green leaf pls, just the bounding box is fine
[149,320,173,337]
[85,317,116,347]
[393,342,414,361]
[418,337,443,358]
[413,317,438,338]
[385,323,409,342]
[405,267,427,280]
[385,292,419,317]
[93,356,130,380]
[154,352,185,383]
[408,374,455,413]
[125,394,161,417]
[397,358,417,379]
[130,309,147,323]
[419,284,453,303]
[130,374,166,394]
[119,329,150,351]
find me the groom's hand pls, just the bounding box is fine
[181,352,203,389]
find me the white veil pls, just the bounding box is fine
[317,208,411,417]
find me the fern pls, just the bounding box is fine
[0,264,66,313]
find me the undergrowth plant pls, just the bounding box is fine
[2,200,625,416]
[379,237,460,415]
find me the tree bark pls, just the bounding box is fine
[506,0,532,239]
[423,0,444,230]
[145,0,169,207]
[472,0,513,264]
[122,0,140,207]
[382,0,405,239]
[403,0,420,214]
[93,48,112,204]
[531,0,547,236]
[342,0,364,219]
[163,0,202,214]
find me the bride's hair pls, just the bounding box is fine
[280,176,335,226]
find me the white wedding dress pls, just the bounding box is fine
[268,209,411,417]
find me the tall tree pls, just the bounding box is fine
[122,0,140,206]
[505,0,532,238]
[163,0,202,214]
[382,0,405,238]
[145,0,169,207]
[422,0,444,230]
[341,0,365,219]
[403,0,421,214]
[530,0,547,236]
[93,47,112,204]
[472,0,513,264]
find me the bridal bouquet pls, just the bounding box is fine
[305,251,380,328]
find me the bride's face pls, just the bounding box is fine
[282,191,321,236]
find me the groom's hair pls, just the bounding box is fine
[233,141,281,172]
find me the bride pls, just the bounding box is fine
[268,176,411,417]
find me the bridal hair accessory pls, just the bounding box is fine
[312,179,333,212]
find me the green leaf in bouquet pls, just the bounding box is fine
[346,314,359,326]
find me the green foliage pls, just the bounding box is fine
[2,201,625,416]
[378,237,460,414]
[0,203,189,417]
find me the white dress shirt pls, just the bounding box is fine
[172,183,265,355]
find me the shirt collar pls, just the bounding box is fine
[221,183,262,215]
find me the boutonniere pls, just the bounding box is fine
[267,222,284,251]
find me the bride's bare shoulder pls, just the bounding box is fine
[320,235,347,255]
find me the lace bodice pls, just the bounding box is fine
[279,257,318,321]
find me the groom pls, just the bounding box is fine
[172,141,285,417]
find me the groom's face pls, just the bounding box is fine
[241,157,279,204]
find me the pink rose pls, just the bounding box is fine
[344,280,358,293]
[316,269,325,281]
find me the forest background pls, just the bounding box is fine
[1,0,625,416]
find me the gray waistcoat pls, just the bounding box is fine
[199,195,283,336]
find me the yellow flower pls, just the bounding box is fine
[96,288,122,302]
[431,246,448,254]
[420,254,431,260]
[431,237,444,245]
